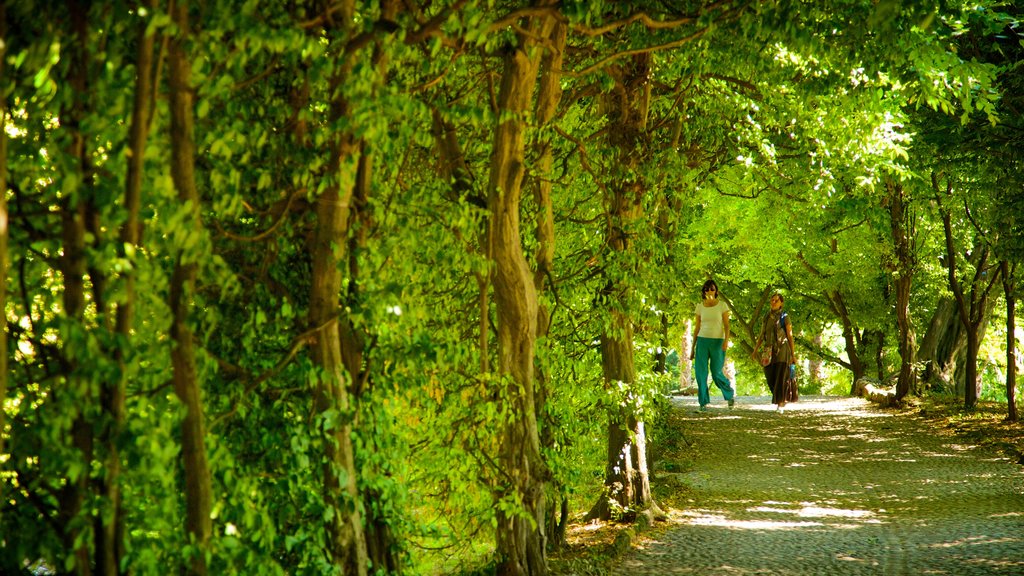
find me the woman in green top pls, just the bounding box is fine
[754,293,798,413]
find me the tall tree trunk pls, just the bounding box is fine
[487,9,559,575]
[58,3,95,572]
[1002,261,1018,422]
[887,181,917,402]
[167,4,213,573]
[532,17,566,553]
[308,138,368,574]
[306,4,370,568]
[935,173,1002,410]
[93,7,156,574]
[593,52,659,521]
[307,99,370,576]
[429,107,491,374]
[0,0,8,508]
[829,291,867,392]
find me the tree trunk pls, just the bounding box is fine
[964,329,982,408]
[532,17,566,553]
[830,291,867,392]
[0,0,8,507]
[917,296,966,392]
[167,4,213,573]
[95,7,156,574]
[487,10,559,575]
[809,333,826,388]
[593,52,659,521]
[680,320,693,391]
[887,181,917,402]
[1003,261,1019,422]
[58,4,95,572]
[935,172,1002,410]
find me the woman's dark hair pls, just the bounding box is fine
[701,279,719,299]
[772,292,785,303]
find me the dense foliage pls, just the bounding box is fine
[1,1,1020,575]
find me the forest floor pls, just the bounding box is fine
[548,394,1024,576]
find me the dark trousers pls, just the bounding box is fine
[763,362,796,405]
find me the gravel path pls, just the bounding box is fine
[616,395,1024,575]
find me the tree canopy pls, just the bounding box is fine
[1,1,1020,575]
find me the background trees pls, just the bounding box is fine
[1,1,1019,575]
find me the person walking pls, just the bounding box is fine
[753,293,798,413]
[690,279,736,412]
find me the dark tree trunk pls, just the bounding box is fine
[830,291,867,392]
[168,4,215,573]
[935,172,1002,410]
[887,181,918,402]
[94,7,156,574]
[57,4,95,572]
[0,0,8,510]
[348,3,404,566]
[1002,261,1018,422]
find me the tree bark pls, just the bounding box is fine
[532,17,566,553]
[917,296,966,391]
[1002,261,1018,422]
[888,182,917,401]
[95,6,156,574]
[0,0,8,509]
[828,291,867,392]
[486,8,559,575]
[57,3,95,572]
[167,4,213,573]
[680,320,693,391]
[305,3,370,571]
[593,52,659,521]
[935,172,1002,410]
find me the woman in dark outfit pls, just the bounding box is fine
[753,293,797,413]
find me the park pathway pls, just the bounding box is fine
[615,395,1024,575]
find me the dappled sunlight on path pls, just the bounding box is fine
[616,395,1024,575]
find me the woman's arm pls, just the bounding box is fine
[785,316,796,361]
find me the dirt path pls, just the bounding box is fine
[615,395,1024,575]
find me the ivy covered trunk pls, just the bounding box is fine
[487,9,558,575]
[308,167,368,574]
[167,4,213,573]
[595,53,657,520]
[308,71,370,575]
